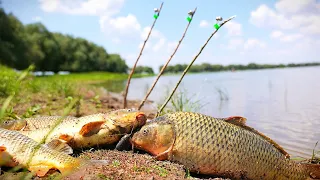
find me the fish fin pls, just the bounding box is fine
[0,146,18,167]
[223,118,291,158]
[29,165,53,177]
[223,116,247,126]
[155,141,174,161]
[59,134,73,142]
[59,160,109,178]
[79,121,105,137]
[45,139,73,155]
[0,146,6,152]
[302,163,320,179]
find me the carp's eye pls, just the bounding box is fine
[143,129,149,136]
[127,109,132,112]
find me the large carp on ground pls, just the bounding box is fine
[0,128,107,177]
[131,112,320,180]
[10,109,147,149]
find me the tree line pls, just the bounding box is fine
[160,62,320,74]
[131,66,154,74]
[0,8,128,73]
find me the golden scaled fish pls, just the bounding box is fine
[0,116,77,130]
[0,128,107,177]
[131,112,320,180]
[20,109,147,149]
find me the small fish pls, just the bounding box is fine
[0,128,107,177]
[0,116,77,130]
[20,109,147,149]
[131,112,320,180]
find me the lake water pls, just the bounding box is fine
[105,66,320,159]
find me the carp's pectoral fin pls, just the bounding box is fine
[45,139,73,155]
[0,146,18,167]
[155,143,174,161]
[0,146,6,152]
[79,121,105,137]
[59,134,73,143]
[29,165,54,177]
[155,152,168,161]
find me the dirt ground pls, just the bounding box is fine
[0,149,229,180]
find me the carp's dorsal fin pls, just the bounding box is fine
[222,116,247,126]
[79,121,105,137]
[222,116,291,158]
[45,139,73,155]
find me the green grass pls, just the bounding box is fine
[152,165,168,177]
[112,160,121,167]
[0,65,21,97]
[35,71,153,82]
[158,86,206,116]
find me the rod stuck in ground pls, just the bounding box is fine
[137,7,197,110]
[123,2,164,108]
[156,15,237,117]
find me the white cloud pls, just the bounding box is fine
[99,14,141,42]
[250,1,320,34]
[199,20,209,28]
[226,38,244,50]
[275,0,320,14]
[152,38,166,52]
[270,30,283,38]
[167,41,179,53]
[280,33,304,42]
[138,42,152,50]
[270,31,304,42]
[39,0,124,17]
[32,16,42,21]
[224,21,242,36]
[244,38,266,50]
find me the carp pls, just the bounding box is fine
[0,128,107,177]
[131,112,320,180]
[19,109,147,149]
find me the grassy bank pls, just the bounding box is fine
[35,71,153,82]
[0,65,155,121]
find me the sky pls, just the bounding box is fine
[2,0,320,73]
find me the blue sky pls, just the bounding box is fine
[2,0,320,72]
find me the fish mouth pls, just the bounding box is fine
[136,113,147,126]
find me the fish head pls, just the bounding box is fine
[0,119,27,130]
[108,109,147,128]
[131,121,175,156]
